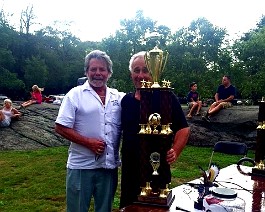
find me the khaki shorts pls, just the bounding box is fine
[219,102,232,108]
[188,101,200,108]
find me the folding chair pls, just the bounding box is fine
[208,141,248,169]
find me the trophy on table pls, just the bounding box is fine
[237,97,265,177]
[252,97,265,176]
[249,126,265,212]
[136,33,175,207]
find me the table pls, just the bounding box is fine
[120,164,265,211]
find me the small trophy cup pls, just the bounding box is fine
[137,33,175,207]
[150,152,160,175]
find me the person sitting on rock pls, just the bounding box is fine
[21,85,44,108]
[186,82,202,119]
[202,75,236,122]
[0,99,21,127]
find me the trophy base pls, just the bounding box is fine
[252,167,265,178]
[136,190,175,208]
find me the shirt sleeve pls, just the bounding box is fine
[171,92,189,132]
[55,93,76,128]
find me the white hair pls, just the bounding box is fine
[4,98,12,104]
[128,51,146,73]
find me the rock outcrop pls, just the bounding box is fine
[183,106,258,149]
[0,101,259,150]
[0,101,70,150]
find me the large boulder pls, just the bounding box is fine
[183,105,258,148]
[0,101,259,150]
[0,101,70,150]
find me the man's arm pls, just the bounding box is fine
[55,123,105,154]
[216,86,235,103]
[220,95,235,102]
[167,127,190,164]
[214,93,219,102]
[215,93,234,103]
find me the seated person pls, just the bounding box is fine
[21,85,43,108]
[186,82,202,118]
[203,75,236,122]
[0,99,21,127]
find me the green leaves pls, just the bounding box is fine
[0,8,265,99]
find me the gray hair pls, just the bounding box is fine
[84,50,113,75]
[129,51,146,73]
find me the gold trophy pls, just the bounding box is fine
[137,33,174,207]
[144,35,168,88]
[252,97,265,176]
[237,97,265,177]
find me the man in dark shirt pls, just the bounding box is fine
[203,75,236,122]
[119,51,190,208]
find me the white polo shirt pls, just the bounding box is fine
[55,81,125,169]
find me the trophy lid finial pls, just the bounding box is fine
[145,32,162,47]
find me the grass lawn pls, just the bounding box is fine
[0,145,254,212]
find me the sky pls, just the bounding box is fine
[1,0,265,42]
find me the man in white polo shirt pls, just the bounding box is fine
[55,50,125,212]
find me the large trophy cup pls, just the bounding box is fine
[137,34,175,207]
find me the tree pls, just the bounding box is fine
[23,56,48,89]
[165,18,228,97]
[102,10,172,92]
[0,67,25,98]
[19,5,37,35]
[233,28,265,75]
[1,7,264,100]
[232,26,265,98]
[256,15,265,30]
[34,25,87,93]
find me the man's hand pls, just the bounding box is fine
[166,148,176,165]
[90,139,106,155]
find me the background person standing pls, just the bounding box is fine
[55,50,125,212]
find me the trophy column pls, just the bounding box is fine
[252,97,265,176]
[250,98,265,211]
[137,87,174,207]
[135,37,175,207]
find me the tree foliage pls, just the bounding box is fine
[232,23,265,98]
[0,7,265,101]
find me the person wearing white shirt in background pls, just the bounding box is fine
[55,50,125,212]
[0,98,21,127]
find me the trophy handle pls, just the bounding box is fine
[144,53,151,75]
[161,51,169,73]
